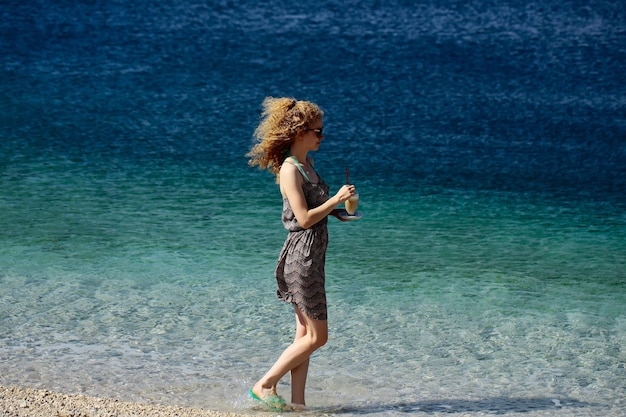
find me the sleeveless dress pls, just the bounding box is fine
[275,159,330,321]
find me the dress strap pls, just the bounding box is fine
[288,154,312,182]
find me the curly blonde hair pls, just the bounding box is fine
[247,97,324,181]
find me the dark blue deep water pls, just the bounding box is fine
[1,1,625,416]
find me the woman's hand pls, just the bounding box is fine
[335,184,356,204]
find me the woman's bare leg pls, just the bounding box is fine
[252,306,327,403]
[290,307,310,405]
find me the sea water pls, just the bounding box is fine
[1,1,624,416]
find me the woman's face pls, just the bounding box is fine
[301,118,324,151]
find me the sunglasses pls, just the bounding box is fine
[304,127,324,138]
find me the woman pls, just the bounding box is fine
[247,97,355,410]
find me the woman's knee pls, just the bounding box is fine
[315,332,328,349]
[304,334,326,352]
[309,326,328,349]
[296,307,328,349]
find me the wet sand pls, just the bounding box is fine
[0,385,254,417]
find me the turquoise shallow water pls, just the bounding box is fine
[1,154,624,415]
[1,0,625,415]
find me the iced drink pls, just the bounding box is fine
[345,192,359,215]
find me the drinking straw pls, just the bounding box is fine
[345,167,349,184]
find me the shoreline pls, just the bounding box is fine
[0,385,255,417]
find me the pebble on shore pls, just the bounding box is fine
[0,385,254,417]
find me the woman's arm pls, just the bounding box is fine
[280,163,354,229]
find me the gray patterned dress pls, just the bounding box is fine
[275,167,330,321]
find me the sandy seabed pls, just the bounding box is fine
[0,386,255,417]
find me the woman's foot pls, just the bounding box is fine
[290,403,307,412]
[249,386,290,411]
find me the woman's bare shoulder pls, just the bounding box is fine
[280,160,302,183]
[279,161,304,197]
[280,159,298,174]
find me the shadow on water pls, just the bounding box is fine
[323,397,597,415]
